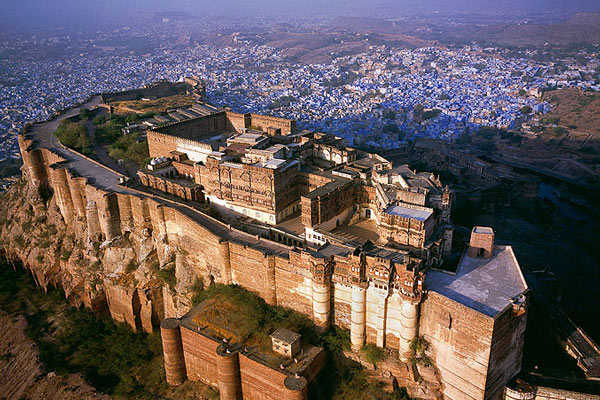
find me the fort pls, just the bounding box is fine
[13,96,530,400]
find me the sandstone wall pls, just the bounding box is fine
[180,326,220,385]
[486,306,528,399]
[249,113,296,135]
[420,291,495,400]
[239,354,305,400]
[8,131,524,400]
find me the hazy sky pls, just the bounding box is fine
[2,0,599,32]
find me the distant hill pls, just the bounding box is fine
[430,13,600,46]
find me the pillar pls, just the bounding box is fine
[219,240,232,285]
[350,285,367,351]
[19,137,46,190]
[98,193,121,240]
[399,299,419,363]
[68,177,87,220]
[375,292,388,348]
[86,199,102,242]
[312,280,331,331]
[117,194,134,233]
[265,254,277,306]
[48,166,75,226]
[216,345,242,400]
[151,204,168,238]
[283,375,308,400]
[160,318,186,386]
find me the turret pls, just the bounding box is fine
[311,258,332,331]
[160,318,187,386]
[216,344,242,400]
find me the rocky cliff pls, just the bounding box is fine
[0,174,199,333]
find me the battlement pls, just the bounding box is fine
[15,95,529,400]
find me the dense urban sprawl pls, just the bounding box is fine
[2,20,599,161]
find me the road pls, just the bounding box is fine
[25,98,290,257]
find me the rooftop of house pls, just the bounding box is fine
[473,226,494,234]
[270,328,301,344]
[385,204,433,221]
[426,245,528,318]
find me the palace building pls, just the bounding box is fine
[137,108,529,400]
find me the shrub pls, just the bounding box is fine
[156,265,176,289]
[552,126,567,136]
[190,278,205,307]
[408,336,433,367]
[38,240,52,249]
[125,260,137,273]
[0,258,171,396]
[53,120,92,154]
[361,343,386,366]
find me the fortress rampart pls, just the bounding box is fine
[16,124,528,400]
[160,318,319,400]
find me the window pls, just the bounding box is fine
[448,314,453,330]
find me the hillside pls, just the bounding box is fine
[542,88,600,137]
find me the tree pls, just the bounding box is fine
[79,107,94,121]
[412,104,424,121]
[93,115,107,126]
[53,120,91,154]
[520,105,532,114]
[478,140,497,153]
[422,109,441,120]
[383,123,400,134]
[382,109,396,120]
[456,131,472,145]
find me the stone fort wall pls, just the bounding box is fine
[17,132,521,400]
[161,318,323,400]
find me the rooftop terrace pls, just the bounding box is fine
[426,245,528,318]
[385,204,433,221]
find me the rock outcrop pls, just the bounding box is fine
[0,173,198,333]
[0,311,109,400]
